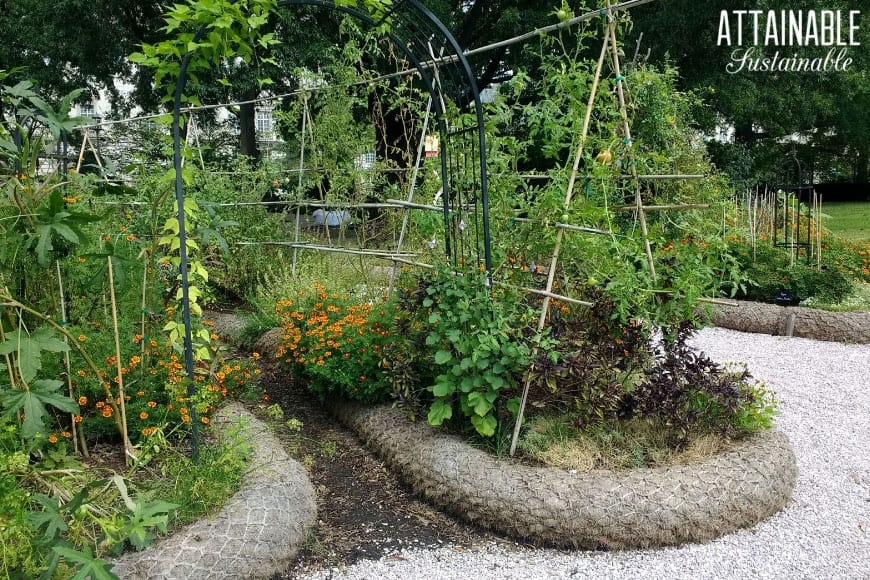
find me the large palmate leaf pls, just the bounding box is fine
[0,379,78,439]
[0,327,69,383]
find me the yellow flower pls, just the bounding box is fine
[78,396,87,405]
[78,334,87,342]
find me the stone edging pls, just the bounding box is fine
[708,301,870,343]
[111,403,317,579]
[333,403,797,550]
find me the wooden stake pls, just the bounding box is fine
[606,0,656,282]
[108,256,135,464]
[56,260,88,457]
[509,28,610,457]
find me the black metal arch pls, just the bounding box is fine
[169,0,491,455]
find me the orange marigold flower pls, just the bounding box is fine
[61,431,71,438]
[148,401,157,408]
[181,415,190,424]
[48,434,59,443]
[103,235,111,241]
[252,352,261,360]
[77,369,86,377]
[133,334,143,344]
[96,401,105,408]
[139,412,148,420]
[73,415,82,423]
[101,407,113,417]
[77,256,86,263]
[201,416,209,424]
[78,334,87,342]
[78,396,88,405]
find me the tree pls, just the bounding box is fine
[0,0,167,106]
[627,0,870,183]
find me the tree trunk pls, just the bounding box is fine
[239,88,259,160]
[854,144,869,183]
[370,90,418,195]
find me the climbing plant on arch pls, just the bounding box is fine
[130,0,493,456]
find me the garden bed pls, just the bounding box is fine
[328,403,796,550]
[110,403,317,580]
[708,301,870,343]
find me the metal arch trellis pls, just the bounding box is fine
[169,0,490,458]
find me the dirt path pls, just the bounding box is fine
[255,364,503,577]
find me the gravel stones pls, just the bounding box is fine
[298,327,870,580]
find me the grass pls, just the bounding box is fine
[823,201,870,242]
[801,281,870,312]
[519,414,729,471]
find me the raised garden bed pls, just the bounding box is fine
[331,403,797,550]
[708,301,870,343]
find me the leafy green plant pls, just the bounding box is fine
[391,266,531,437]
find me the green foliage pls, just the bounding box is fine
[729,240,853,304]
[129,0,280,105]
[486,40,747,332]
[390,266,531,437]
[145,436,251,526]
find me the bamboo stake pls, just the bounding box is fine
[56,260,88,457]
[494,282,594,306]
[508,216,611,236]
[509,28,610,457]
[385,199,447,212]
[606,0,656,282]
[74,130,89,173]
[107,256,135,464]
[236,241,417,258]
[610,203,710,212]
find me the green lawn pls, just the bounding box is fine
[823,201,870,241]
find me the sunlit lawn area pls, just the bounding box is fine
[824,201,870,242]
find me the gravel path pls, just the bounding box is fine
[297,327,870,580]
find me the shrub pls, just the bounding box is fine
[633,321,778,447]
[729,240,853,303]
[523,289,651,428]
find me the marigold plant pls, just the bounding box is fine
[275,281,395,402]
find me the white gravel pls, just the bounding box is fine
[298,327,870,580]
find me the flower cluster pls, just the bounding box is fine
[275,281,395,402]
[60,330,261,444]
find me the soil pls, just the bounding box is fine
[254,363,508,578]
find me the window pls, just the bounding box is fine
[256,109,273,137]
[80,103,96,118]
